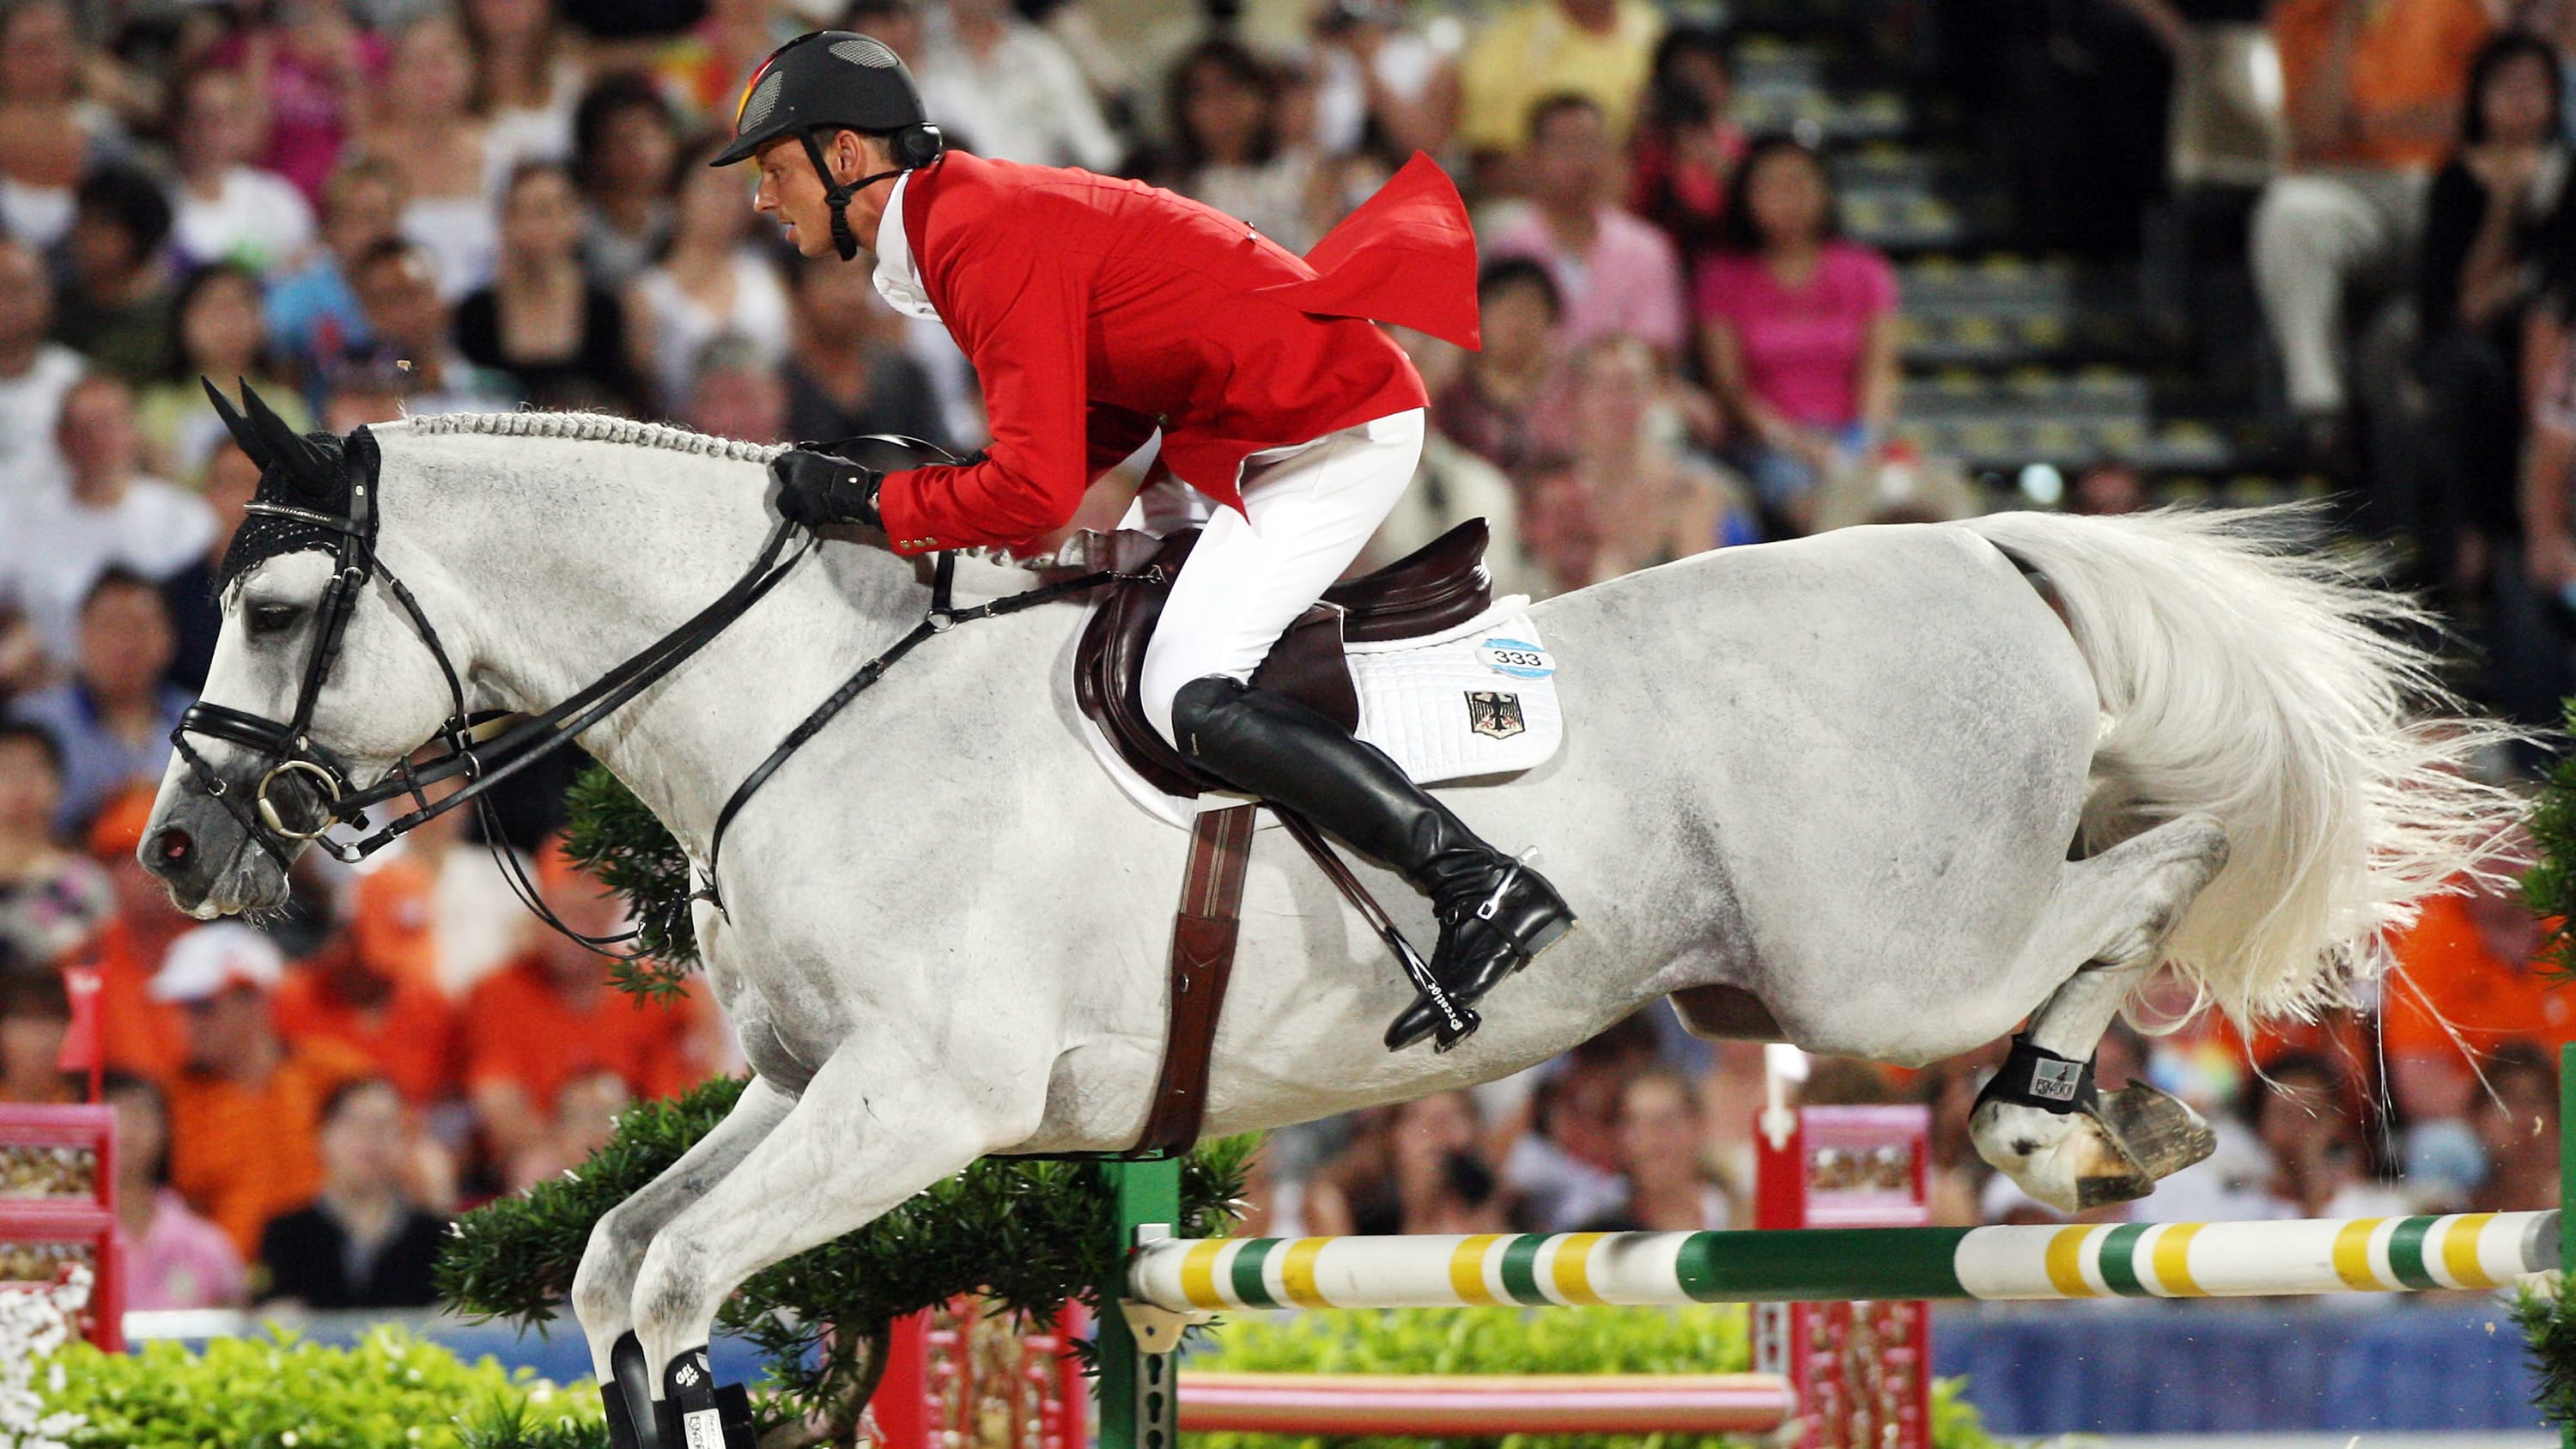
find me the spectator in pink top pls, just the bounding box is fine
[214,0,391,204]
[1695,136,1901,535]
[105,1071,248,1311]
[1485,94,1688,360]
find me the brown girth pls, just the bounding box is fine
[1131,799,1449,1154]
[1132,802,1258,1154]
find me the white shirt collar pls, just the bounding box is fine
[871,171,940,321]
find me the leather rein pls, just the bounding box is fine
[171,429,1140,957]
[696,548,1150,915]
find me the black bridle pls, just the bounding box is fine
[176,384,1138,954]
[171,417,476,868]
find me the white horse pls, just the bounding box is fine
[143,409,2512,1414]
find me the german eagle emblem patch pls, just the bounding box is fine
[1466,690,1526,740]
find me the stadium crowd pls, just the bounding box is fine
[0,0,2568,1317]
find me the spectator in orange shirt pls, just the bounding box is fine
[73,784,186,1082]
[347,852,439,993]
[155,923,373,1257]
[358,771,534,999]
[2254,0,2492,454]
[2381,880,2571,1058]
[2379,874,2569,1182]
[269,885,458,1107]
[460,848,708,1187]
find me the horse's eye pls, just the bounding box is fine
[248,603,302,636]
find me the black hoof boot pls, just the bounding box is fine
[1383,856,1577,1052]
[603,1334,659,1449]
[644,1346,759,1449]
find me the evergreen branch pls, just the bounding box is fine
[2518,1276,2576,1434]
[435,1075,753,1334]
[2526,705,2576,983]
[439,1075,1253,1428]
[560,763,701,993]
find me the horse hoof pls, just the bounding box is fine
[2064,1084,2215,1209]
[2096,1081,2216,1181]
[2074,1167,2157,1210]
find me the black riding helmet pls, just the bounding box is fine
[711,30,945,261]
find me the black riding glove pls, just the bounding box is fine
[768,447,885,528]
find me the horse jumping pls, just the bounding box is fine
[141,402,2516,1440]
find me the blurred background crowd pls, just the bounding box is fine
[0,0,2572,1318]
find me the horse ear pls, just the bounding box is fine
[202,377,269,472]
[241,382,336,498]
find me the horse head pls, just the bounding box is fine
[142,381,465,916]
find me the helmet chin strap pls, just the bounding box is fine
[797,130,907,263]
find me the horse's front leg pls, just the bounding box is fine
[625,1036,1043,1447]
[574,1075,799,1385]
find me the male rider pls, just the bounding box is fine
[720,31,1574,1049]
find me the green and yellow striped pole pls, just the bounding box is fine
[1128,1213,2561,1312]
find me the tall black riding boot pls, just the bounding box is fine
[1169,675,1576,1050]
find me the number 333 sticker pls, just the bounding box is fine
[1476,637,1555,679]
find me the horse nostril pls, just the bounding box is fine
[155,828,194,868]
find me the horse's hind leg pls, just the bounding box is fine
[1971,813,2229,1214]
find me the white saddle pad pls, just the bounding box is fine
[1077,597,1565,829]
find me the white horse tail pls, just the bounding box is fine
[1959,506,2526,1026]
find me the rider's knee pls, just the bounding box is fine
[1160,673,1249,754]
[1149,668,1242,751]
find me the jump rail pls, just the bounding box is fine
[1085,1053,2576,1449]
[1125,1211,2561,1311]
[1096,1105,1940,1449]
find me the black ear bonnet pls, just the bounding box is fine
[205,378,379,589]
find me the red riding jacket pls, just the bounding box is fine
[872,150,1482,557]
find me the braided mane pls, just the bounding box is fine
[396,410,788,463]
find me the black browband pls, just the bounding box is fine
[173,426,1144,958]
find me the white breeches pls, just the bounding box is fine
[2250,167,2427,414]
[1140,408,1425,746]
